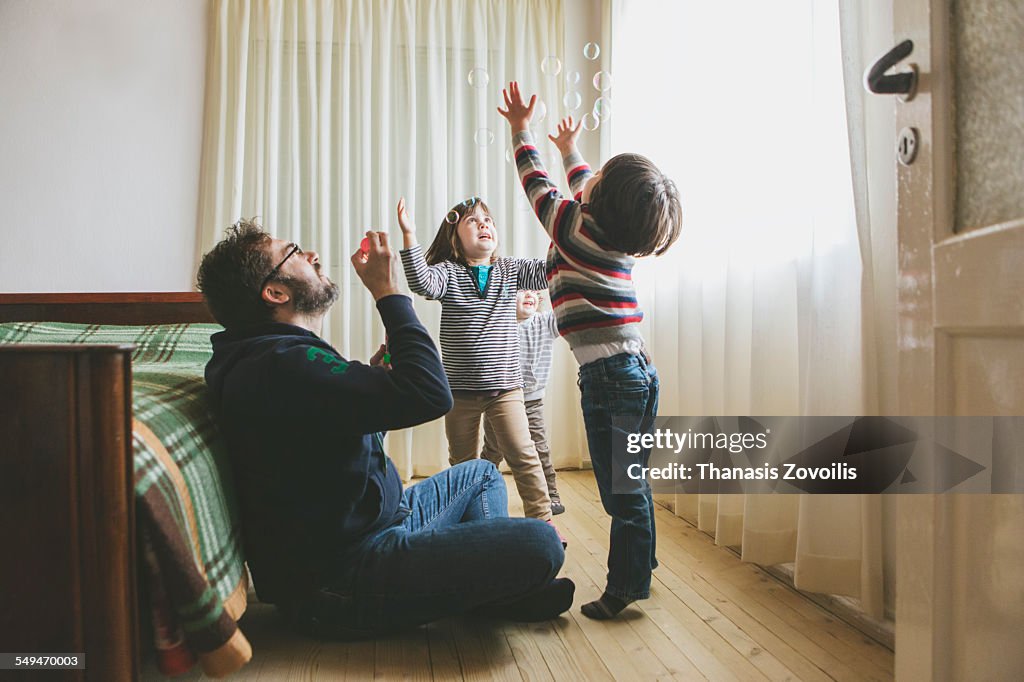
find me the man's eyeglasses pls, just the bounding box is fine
[259,243,301,293]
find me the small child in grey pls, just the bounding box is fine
[481,290,565,514]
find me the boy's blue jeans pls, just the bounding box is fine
[281,460,565,637]
[578,352,660,601]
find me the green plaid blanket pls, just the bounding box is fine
[0,321,248,666]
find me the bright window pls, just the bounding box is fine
[610,0,855,277]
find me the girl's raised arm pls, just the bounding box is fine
[515,258,548,291]
[400,244,449,300]
[397,199,450,300]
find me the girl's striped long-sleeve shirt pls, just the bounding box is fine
[400,244,547,391]
[512,129,645,357]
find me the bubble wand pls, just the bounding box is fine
[361,237,392,365]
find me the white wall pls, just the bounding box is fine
[0,0,208,292]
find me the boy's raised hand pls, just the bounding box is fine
[497,81,536,134]
[548,116,582,156]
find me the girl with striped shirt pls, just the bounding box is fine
[396,196,555,523]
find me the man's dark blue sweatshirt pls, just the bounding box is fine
[204,295,452,603]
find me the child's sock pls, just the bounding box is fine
[581,592,632,620]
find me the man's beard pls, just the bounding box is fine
[282,272,339,316]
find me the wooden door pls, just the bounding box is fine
[893,0,1024,679]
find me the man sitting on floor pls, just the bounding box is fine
[197,220,574,638]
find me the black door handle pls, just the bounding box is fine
[864,39,918,99]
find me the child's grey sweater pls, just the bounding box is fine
[519,311,560,401]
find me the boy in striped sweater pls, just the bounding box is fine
[498,81,683,620]
[396,196,557,526]
[481,290,565,515]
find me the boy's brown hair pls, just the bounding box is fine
[425,197,498,266]
[586,153,682,257]
[196,218,277,329]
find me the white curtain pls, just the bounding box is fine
[607,0,884,618]
[197,0,591,478]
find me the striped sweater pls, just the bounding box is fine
[519,311,560,401]
[512,129,644,354]
[401,244,547,391]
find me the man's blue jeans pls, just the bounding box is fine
[282,459,565,637]
[578,352,660,601]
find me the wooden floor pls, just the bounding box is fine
[146,471,894,681]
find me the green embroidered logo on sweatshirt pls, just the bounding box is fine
[307,347,349,374]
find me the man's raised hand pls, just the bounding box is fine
[497,81,536,134]
[351,231,402,301]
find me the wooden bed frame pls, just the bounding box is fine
[0,293,215,682]
[0,292,216,325]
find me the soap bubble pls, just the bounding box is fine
[446,210,460,224]
[592,71,613,91]
[541,56,562,76]
[533,99,547,123]
[593,97,611,119]
[563,91,582,111]
[474,128,495,146]
[583,42,600,60]
[565,70,581,86]
[505,145,515,164]
[581,113,599,131]
[467,67,489,88]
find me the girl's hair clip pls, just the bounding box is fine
[446,197,482,224]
